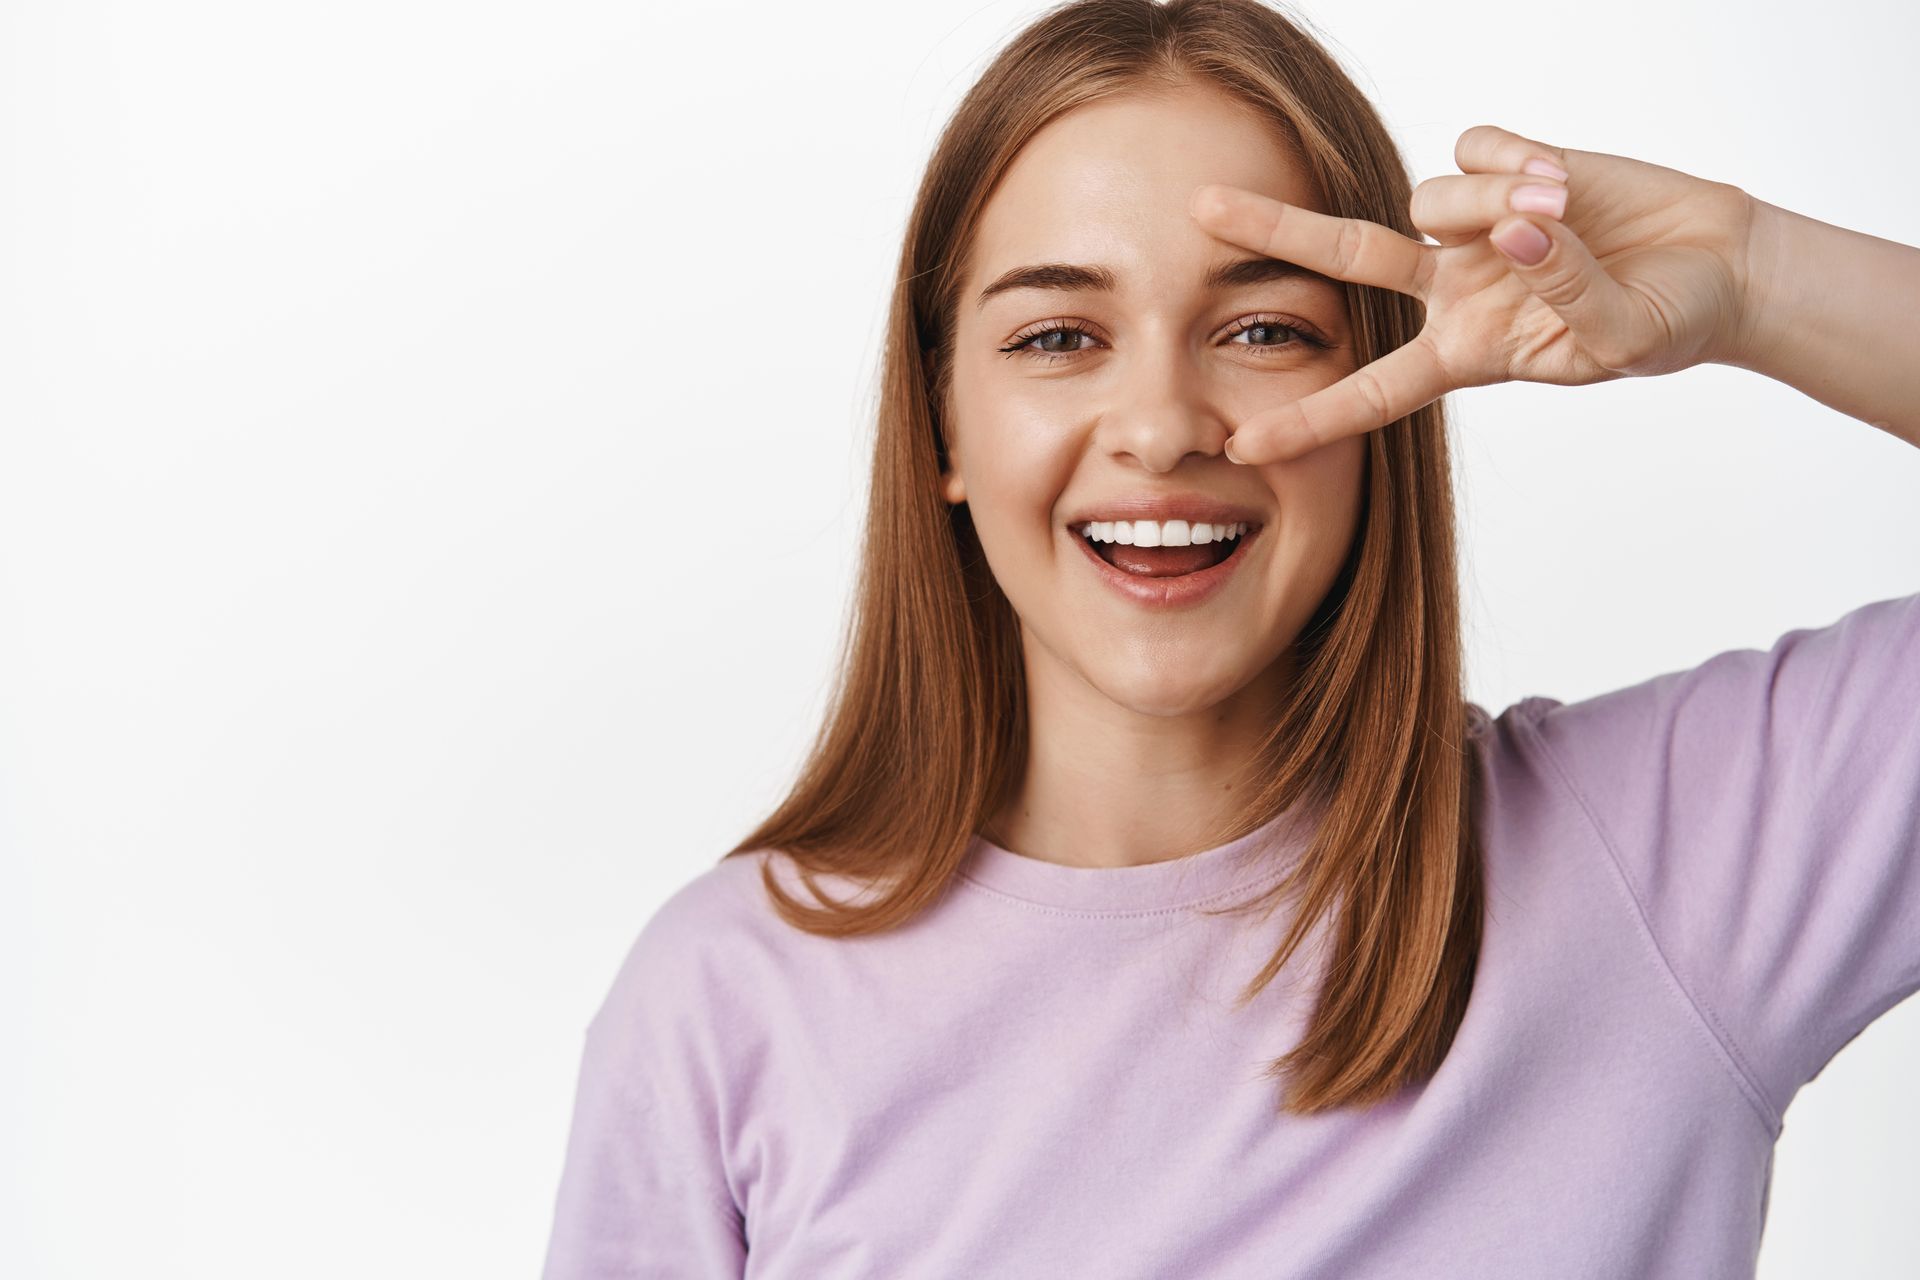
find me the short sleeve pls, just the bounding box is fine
[540,886,748,1278]
[1509,591,1920,1125]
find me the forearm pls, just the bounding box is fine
[1722,197,1920,449]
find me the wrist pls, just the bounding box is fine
[1717,190,1796,376]
[1720,189,1820,379]
[1706,191,1920,446]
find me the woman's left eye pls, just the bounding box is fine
[1223,318,1331,353]
[998,315,1330,363]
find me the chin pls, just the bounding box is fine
[1092,663,1251,719]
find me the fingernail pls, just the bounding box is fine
[1492,220,1551,266]
[1522,157,1568,181]
[1224,435,1244,464]
[1509,184,1567,218]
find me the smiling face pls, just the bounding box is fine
[939,81,1368,723]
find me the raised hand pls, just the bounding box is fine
[1190,124,1763,464]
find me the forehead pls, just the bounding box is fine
[968,82,1323,296]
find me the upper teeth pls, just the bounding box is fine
[1078,519,1248,546]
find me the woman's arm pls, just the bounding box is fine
[1728,200,1920,449]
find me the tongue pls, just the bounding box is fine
[1101,542,1225,578]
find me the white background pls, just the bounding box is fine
[3,0,1917,1275]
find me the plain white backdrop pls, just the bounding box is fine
[2,0,1917,1274]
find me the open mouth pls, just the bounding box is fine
[1072,522,1260,578]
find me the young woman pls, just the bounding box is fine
[543,1,1920,1274]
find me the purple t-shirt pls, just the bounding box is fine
[542,592,1920,1278]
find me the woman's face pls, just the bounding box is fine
[941,82,1367,721]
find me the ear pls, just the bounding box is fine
[925,346,966,507]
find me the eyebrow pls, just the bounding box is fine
[974,255,1341,311]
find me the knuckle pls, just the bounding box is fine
[1533,262,1585,309]
[1351,366,1394,423]
[1455,123,1505,167]
[1288,405,1327,453]
[1333,217,1368,280]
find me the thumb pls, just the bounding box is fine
[1489,213,1639,365]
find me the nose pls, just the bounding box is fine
[1094,324,1232,471]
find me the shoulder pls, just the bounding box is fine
[637,849,774,945]
[1464,692,1559,748]
[1469,591,1920,816]
[587,850,787,1039]
[1463,693,1563,787]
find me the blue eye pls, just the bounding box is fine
[998,315,1331,364]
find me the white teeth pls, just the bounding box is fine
[1079,519,1247,545]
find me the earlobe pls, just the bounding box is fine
[925,346,963,506]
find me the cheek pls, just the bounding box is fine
[1264,436,1368,563]
[1315,433,1369,505]
[972,439,1079,541]
[949,377,1081,502]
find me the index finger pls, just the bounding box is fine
[1189,184,1433,299]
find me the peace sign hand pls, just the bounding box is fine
[1191,124,1763,464]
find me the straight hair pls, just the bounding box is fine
[721,0,1484,1117]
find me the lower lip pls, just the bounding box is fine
[1069,524,1262,610]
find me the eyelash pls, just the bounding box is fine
[997,314,1332,364]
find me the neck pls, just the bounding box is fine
[986,643,1293,869]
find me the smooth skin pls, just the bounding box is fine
[941,83,1368,871]
[1197,125,1920,463]
[939,81,1920,872]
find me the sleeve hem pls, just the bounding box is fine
[1509,701,1786,1141]
[576,1020,749,1242]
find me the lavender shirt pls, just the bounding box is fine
[542,592,1920,1278]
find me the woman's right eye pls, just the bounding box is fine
[999,322,1101,363]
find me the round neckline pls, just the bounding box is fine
[957,792,1326,915]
